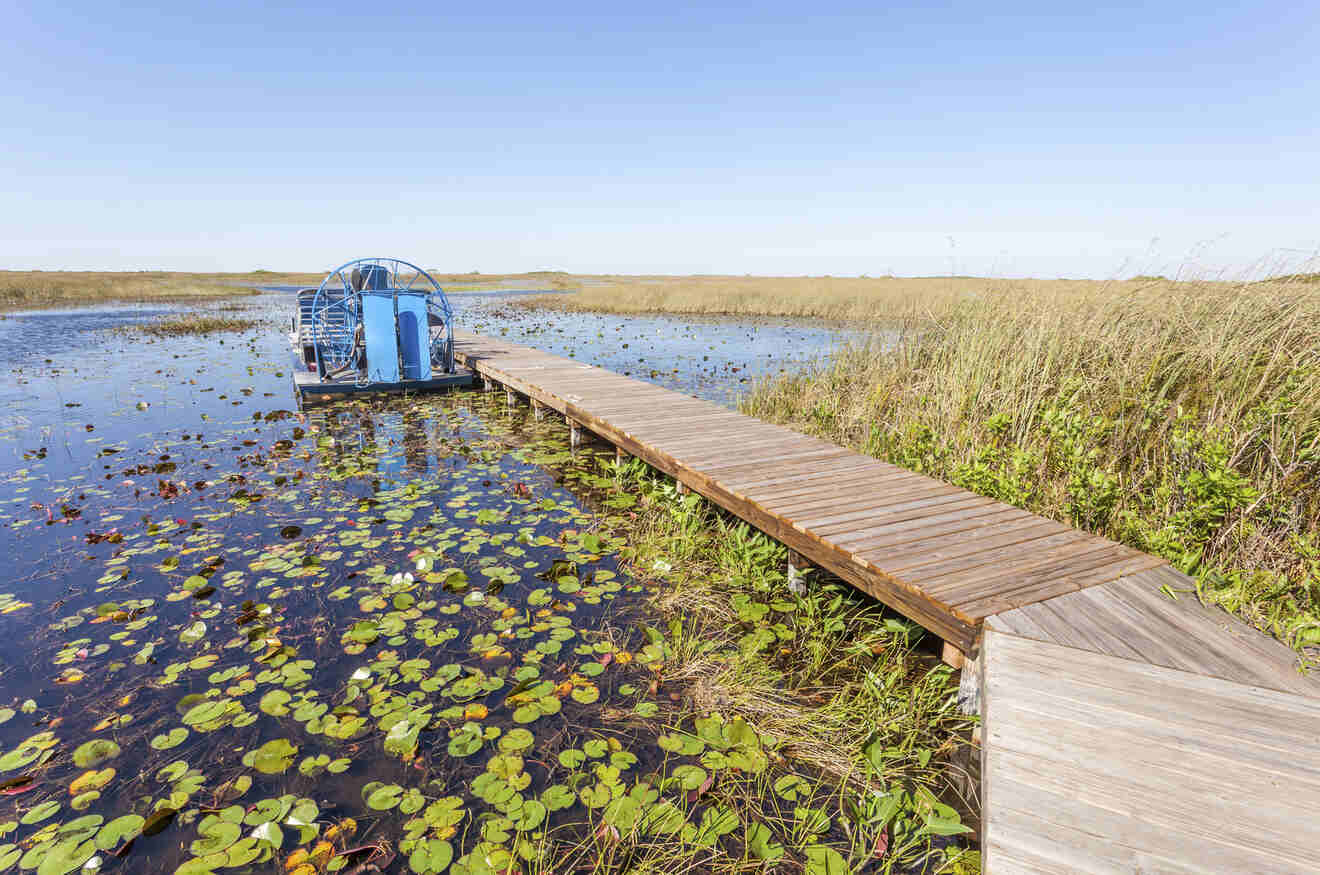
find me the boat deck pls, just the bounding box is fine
[452,330,1320,872]
[292,366,472,397]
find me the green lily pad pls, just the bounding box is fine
[510,799,546,831]
[366,784,403,810]
[541,784,575,812]
[746,821,784,861]
[33,837,94,875]
[190,819,241,855]
[671,764,707,791]
[804,844,849,875]
[408,838,453,874]
[20,800,60,825]
[150,727,189,750]
[497,728,534,754]
[250,739,298,775]
[72,739,121,768]
[95,814,145,850]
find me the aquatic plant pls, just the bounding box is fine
[124,315,261,337]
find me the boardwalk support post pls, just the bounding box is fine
[482,376,493,393]
[957,645,981,716]
[676,480,689,495]
[569,420,581,451]
[506,387,516,408]
[942,640,966,669]
[532,400,544,421]
[615,446,626,463]
[787,550,809,594]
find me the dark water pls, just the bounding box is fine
[0,293,929,874]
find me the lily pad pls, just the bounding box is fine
[72,739,121,768]
[95,814,145,851]
[150,727,189,750]
[408,838,453,874]
[250,739,298,775]
[20,800,60,825]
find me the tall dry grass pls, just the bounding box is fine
[741,277,1320,652]
[0,269,578,311]
[0,271,268,309]
[521,274,1280,321]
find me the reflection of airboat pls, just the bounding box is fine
[289,258,473,399]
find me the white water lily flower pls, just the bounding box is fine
[651,559,672,573]
[350,667,370,681]
[251,821,282,845]
[82,857,102,872]
[415,557,430,572]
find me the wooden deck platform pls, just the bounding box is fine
[453,331,1320,872]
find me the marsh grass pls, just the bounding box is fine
[0,271,267,309]
[579,456,978,872]
[741,278,1320,656]
[519,274,1303,321]
[128,314,261,337]
[0,269,575,311]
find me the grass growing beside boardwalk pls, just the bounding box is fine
[127,313,260,337]
[554,452,980,873]
[740,279,1320,658]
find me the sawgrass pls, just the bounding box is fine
[0,271,264,310]
[740,277,1320,657]
[0,269,576,311]
[520,274,1287,321]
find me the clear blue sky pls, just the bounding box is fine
[3,1,1317,278]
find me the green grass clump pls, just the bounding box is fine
[130,314,259,337]
[741,280,1320,658]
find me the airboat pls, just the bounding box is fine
[289,257,473,399]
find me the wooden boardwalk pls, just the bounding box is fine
[453,331,1320,872]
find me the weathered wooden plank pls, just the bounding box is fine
[983,628,1320,874]
[782,487,973,531]
[930,540,1135,602]
[962,552,1171,619]
[899,528,1096,585]
[698,447,861,480]
[835,504,1029,551]
[661,433,827,463]
[718,457,889,493]
[744,467,931,506]
[807,492,997,537]
[666,435,831,467]
[876,518,1073,574]
[987,566,1317,697]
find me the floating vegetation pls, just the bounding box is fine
[122,315,260,338]
[0,292,974,873]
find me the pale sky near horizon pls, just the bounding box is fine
[3,2,1317,279]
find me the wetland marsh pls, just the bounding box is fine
[0,292,973,874]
